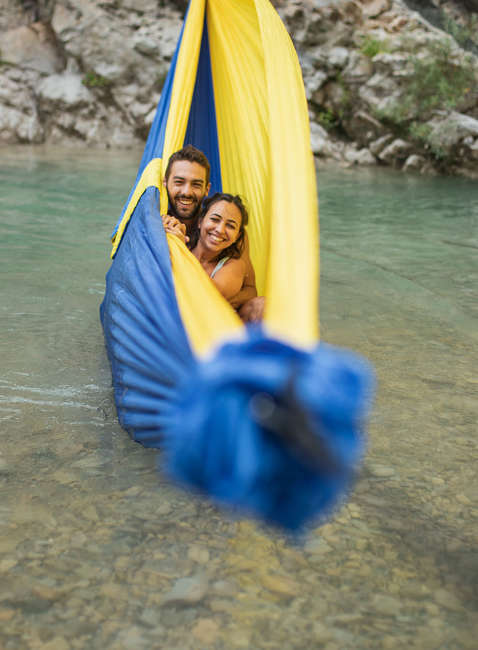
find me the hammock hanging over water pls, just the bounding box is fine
[101,0,374,532]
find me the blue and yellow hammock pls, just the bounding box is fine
[101,0,373,532]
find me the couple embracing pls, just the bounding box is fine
[161,145,264,323]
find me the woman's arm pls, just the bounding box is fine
[228,284,257,309]
[212,258,246,301]
[240,233,258,298]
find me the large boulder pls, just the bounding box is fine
[426,111,478,161]
[0,68,45,143]
[36,73,93,109]
[0,105,43,143]
[362,0,392,19]
[358,72,402,116]
[343,110,389,145]
[51,1,145,84]
[344,145,377,165]
[1,23,64,74]
[310,121,344,160]
[378,138,413,164]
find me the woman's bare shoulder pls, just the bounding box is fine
[222,257,246,274]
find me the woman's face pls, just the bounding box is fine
[199,200,242,255]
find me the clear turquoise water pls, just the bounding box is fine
[1,147,477,649]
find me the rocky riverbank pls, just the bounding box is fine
[1,0,478,178]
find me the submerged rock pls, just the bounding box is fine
[161,575,209,607]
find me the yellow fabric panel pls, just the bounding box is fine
[254,0,319,346]
[159,0,206,216]
[207,0,319,348]
[207,0,270,296]
[167,234,244,357]
[110,157,163,258]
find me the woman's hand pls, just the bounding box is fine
[238,296,265,322]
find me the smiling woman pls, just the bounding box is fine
[190,193,248,303]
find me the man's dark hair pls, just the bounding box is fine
[188,192,249,260]
[164,145,211,185]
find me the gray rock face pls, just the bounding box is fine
[428,111,478,149]
[0,0,477,176]
[378,138,413,164]
[424,111,478,172]
[403,153,426,171]
[310,121,343,160]
[37,74,93,109]
[344,146,377,165]
[1,23,64,74]
[369,134,394,156]
[0,105,43,143]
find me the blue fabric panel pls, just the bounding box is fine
[100,186,195,446]
[184,17,222,194]
[161,332,374,532]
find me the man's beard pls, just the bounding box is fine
[166,188,202,225]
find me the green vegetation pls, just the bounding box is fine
[372,39,476,164]
[336,73,352,120]
[315,74,351,132]
[360,35,388,58]
[317,109,338,130]
[405,39,475,115]
[82,71,112,88]
[442,13,478,50]
[407,121,441,160]
[408,121,432,143]
[408,121,445,161]
[376,39,475,127]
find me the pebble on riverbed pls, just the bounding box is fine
[161,575,209,607]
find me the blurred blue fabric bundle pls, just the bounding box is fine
[162,331,374,532]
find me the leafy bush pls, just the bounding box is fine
[405,39,475,115]
[442,13,478,50]
[408,121,432,143]
[408,121,446,161]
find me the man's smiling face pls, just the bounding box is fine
[164,160,210,224]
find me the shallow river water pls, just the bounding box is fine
[1,146,477,649]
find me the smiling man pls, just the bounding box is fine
[163,145,211,236]
[161,145,264,322]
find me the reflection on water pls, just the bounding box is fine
[1,147,477,649]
